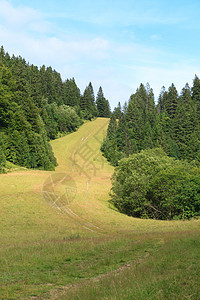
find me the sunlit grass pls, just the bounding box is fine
[63,231,200,300]
[0,118,199,299]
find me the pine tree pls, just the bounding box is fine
[87,82,98,117]
[63,78,80,107]
[96,87,111,117]
[165,83,179,118]
[96,86,105,117]
[101,114,124,165]
[171,83,199,160]
[80,83,97,119]
[88,82,95,106]
[192,75,200,114]
[107,114,117,139]
[104,99,111,118]
[113,102,122,119]
[157,86,167,114]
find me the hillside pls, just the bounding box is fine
[0,46,111,172]
[0,118,200,299]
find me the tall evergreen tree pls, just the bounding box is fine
[165,83,179,118]
[96,86,105,117]
[96,87,111,117]
[104,99,111,118]
[157,86,167,114]
[171,83,199,160]
[63,78,80,107]
[80,83,97,119]
[88,82,95,105]
[192,75,200,114]
[113,102,122,119]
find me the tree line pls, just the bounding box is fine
[0,46,111,172]
[102,79,200,166]
[102,78,200,220]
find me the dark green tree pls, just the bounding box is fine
[96,87,111,117]
[113,102,122,119]
[63,78,80,107]
[80,83,97,119]
[165,83,179,118]
[157,86,167,114]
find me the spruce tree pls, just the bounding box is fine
[165,83,179,118]
[96,87,106,117]
[192,75,200,115]
[113,102,122,119]
[80,83,97,119]
[172,84,199,160]
[104,99,111,118]
[63,78,80,107]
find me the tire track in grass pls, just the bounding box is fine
[42,119,110,234]
[42,186,106,234]
[49,251,152,299]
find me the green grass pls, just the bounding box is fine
[0,234,160,298]
[0,118,199,299]
[65,231,200,300]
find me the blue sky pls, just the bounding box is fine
[0,0,200,108]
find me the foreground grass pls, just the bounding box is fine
[0,118,199,299]
[66,231,200,300]
[0,233,160,298]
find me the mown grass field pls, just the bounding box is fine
[0,118,199,299]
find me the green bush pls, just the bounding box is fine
[110,148,200,220]
[0,147,6,173]
[149,167,200,219]
[57,105,82,132]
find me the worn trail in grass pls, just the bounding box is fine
[0,118,199,299]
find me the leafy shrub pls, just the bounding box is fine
[110,148,200,219]
[57,105,82,133]
[0,147,6,173]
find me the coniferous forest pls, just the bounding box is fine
[0,46,200,220]
[101,80,200,220]
[0,46,111,172]
[102,80,200,165]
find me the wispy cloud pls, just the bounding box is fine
[0,0,200,108]
[0,1,110,63]
[0,0,51,33]
[49,9,187,28]
[47,0,189,28]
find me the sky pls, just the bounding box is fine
[0,0,200,108]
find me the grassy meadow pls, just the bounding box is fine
[0,118,199,299]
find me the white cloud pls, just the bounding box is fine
[0,0,199,109]
[0,0,110,65]
[0,0,51,33]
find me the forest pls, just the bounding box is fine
[102,80,200,165]
[1,46,200,220]
[0,46,111,172]
[102,79,200,219]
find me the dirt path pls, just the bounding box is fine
[48,251,151,299]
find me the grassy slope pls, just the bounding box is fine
[0,118,199,299]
